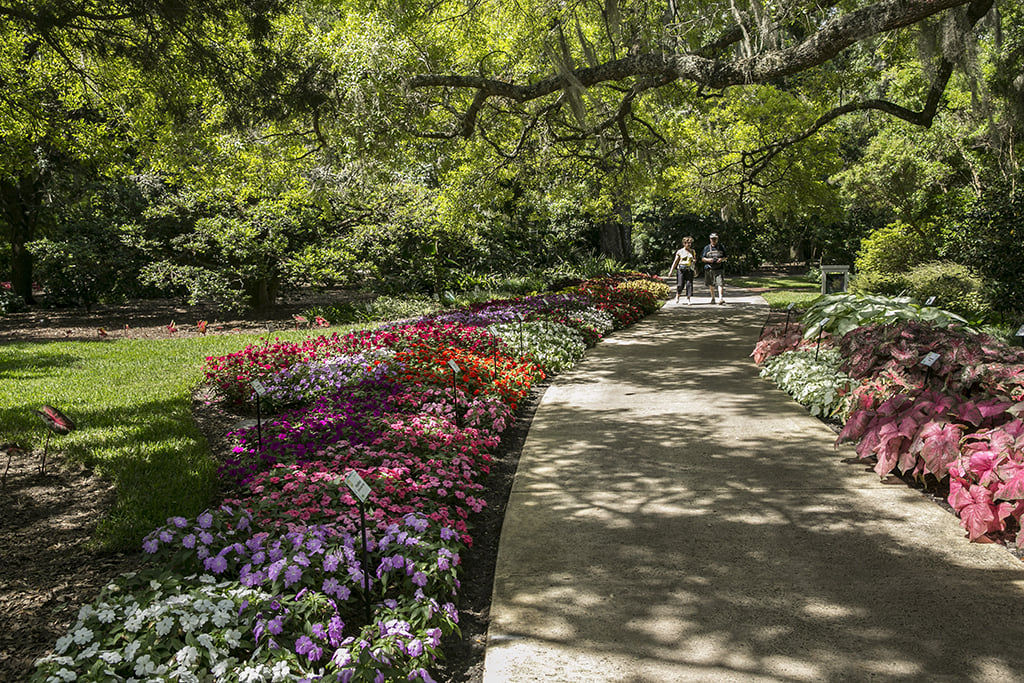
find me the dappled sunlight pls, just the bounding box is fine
[485,292,1024,682]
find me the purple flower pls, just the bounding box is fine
[295,635,323,662]
[267,616,285,635]
[268,559,287,582]
[204,555,229,574]
[182,534,196,549]
[323,553,340,572]
[406,638,424,658]
[327,616,345,644]
[142,538,158,554]
[412,571,427,587]
[197,511,214,528]
[284,564,303,587]
[170,516,188,528]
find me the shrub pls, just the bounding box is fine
[901,261,992,321]
[854,220,939,275]
[848,270,906,297]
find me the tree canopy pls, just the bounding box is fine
[1,0,1022,316]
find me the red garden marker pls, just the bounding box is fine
[34,404,76,475]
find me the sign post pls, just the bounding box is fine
[920,351,941,387]
[344,471,374,625]
[448,359,462,429]
[250,379,267,450]
[814,318,829,362]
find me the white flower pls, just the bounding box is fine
[156,616,175,636]
[123,640,141,662]
[174,645,199,668]
[56,668,77,682]
[71,627,94,645]
[99,650,123,665]
[224,629,242,648]
[76,605,96,622]
[238,665,265,683]
[197,633,215,652]
[55,634,74,655]
[96,608,117,624]
[124,614,143,632]
[211,609,231,628]
[270,660,291,682]
[76,642,99,661]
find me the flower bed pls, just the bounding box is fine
[33,274,663,683]
[754,293,1024,548]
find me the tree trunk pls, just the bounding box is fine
[0,177,40,305]
[598,203,633,261]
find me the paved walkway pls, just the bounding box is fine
[482,287,1024,682]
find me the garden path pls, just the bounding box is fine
[482,286,1024,682]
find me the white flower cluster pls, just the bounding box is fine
[759,348,857,418]
[488,320,587,373]
[35,573,269,683]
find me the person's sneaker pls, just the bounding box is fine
[709,298,716,304]
[718,299,725,305]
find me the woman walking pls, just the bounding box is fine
[668,236,697,304]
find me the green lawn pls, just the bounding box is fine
[0,329,344,551]
[730,273,823,309]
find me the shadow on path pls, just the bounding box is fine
[483,291,1024,683]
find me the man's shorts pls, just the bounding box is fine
[704,269,724,288]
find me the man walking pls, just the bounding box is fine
[702,233,727,304]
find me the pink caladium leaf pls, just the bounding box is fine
[912,421,963,478]
[968,451,1003,487]
[952,402,985,427]
[837,410,874,444]
[994,464,1024,502]
[948,483,1006,541]
[873,430,907,477]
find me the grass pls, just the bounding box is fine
[730,273,823,310]
[0,327,357,551]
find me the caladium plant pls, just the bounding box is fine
[838,385,1018,480]
[948,411,1024,544]
[751,322,822,364]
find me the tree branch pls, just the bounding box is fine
[406,0,977,138]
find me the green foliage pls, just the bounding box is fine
[944,180,1024,317]
[801,292,970,339]
[0,287,27,315]
[902,261,993,321]
[759,349,856,418]
[854,220,939,275]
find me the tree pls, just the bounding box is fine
[0,0,288,304]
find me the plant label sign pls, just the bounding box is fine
[786,302,796,311]
[920,352,941,368]
[516,312,525,321]
[250,379,267,396]
[447,359,461,373]
[1016,324,1024,337]
[344,471,372,502]
[925,296,937,306]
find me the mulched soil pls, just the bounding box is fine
[0,293,533,682]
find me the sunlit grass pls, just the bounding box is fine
[731,273,823,310]
[0,326,360,551]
